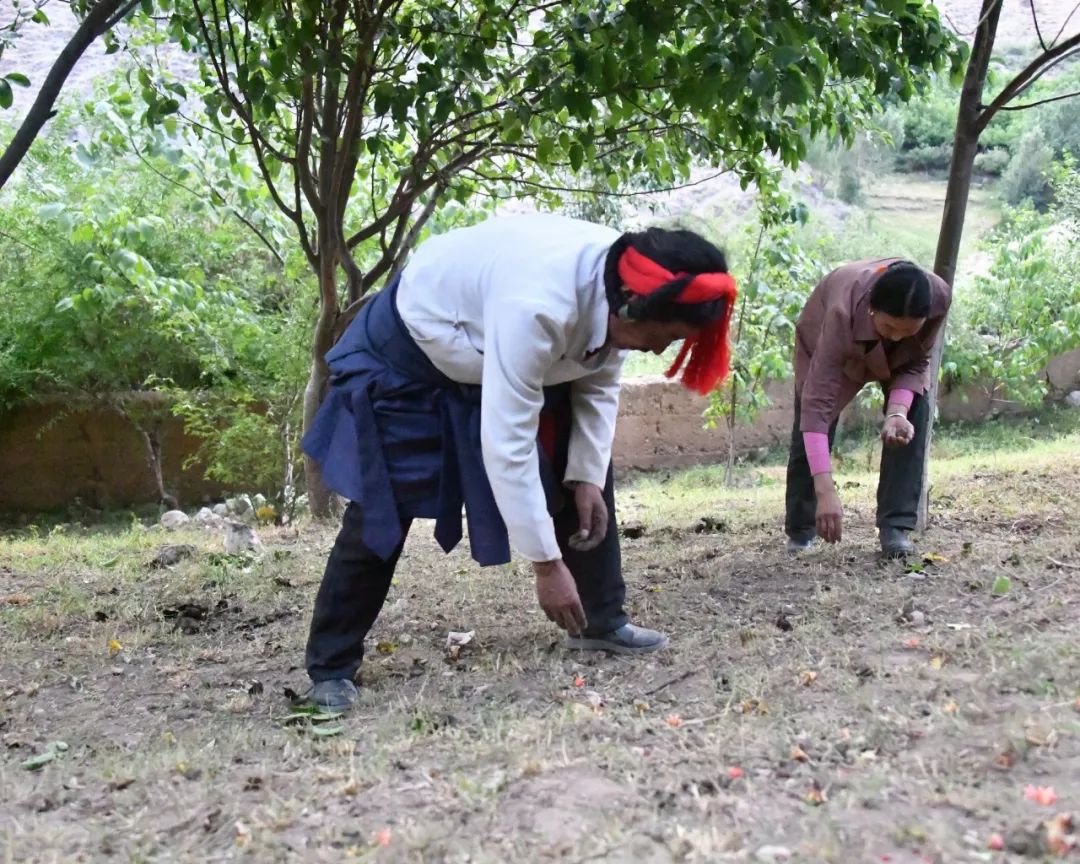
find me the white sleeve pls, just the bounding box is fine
[564,352,624,488]
[480,295,566,562]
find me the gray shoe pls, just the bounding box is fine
[310,678,358,712]
[787,533,815,554]
[879,526,915,559]
[566,623,669,655]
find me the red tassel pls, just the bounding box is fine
[620,247,737,395]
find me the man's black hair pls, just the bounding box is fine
[603,227,729,325]
[869,261,932,319]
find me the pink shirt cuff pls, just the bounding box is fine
[887,388,915,409]
[803,431,831,476]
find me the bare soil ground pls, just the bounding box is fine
[2,428,1079,862]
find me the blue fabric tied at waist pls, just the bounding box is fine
[302,276,515,565]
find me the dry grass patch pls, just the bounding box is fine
[2,429,1079,862]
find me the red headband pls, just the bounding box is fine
[617,246,738,395]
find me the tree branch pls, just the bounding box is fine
[121,126,286,266]
[977,31,1080,130]
[332,187,442,341]
[1051,0,1080,46]
[463,166,735,199]
[296,78,321,212]
[1031,0,1048,52]
[990,87,1080,112]
[190,0,302,230]
[0,0,137,190]
[103,0,142,31]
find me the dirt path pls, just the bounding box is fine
[1,439,1079,862]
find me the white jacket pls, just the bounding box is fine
[397,214,625,562]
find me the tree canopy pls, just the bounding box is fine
[150,0,959,301]
[129,0,960,508]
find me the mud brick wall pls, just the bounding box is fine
[0,395,225,513]
[2,347,1079,512]
[612,377,794,470]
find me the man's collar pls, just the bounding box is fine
[584,272,611,358]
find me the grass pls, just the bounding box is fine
[2,421,1079,862]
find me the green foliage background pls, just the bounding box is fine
[2,6,1079,499]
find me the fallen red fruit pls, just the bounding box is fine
[988,832,1004,851]
[1024,784,1058,806]
[727,766,744,780]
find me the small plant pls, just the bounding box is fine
[705,196,821,484]
[944,169,1080,408]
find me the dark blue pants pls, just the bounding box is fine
[785,391,930,540]
[306,399,628,683]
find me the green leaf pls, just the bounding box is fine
[310,724,344,737]
[373,83,393,117]
[779,70,810,108]
[771,46,802,69]
[274,712,316,724]
[308,711,344,722]
[22,742,66,771]
[991,575,1012,596]
[568,142,584,172]
[31,9,49,23]
[38,203,66,221]
[5,73,31,87]
[71,223,95,244]
[22,751,57,771]
[0,79,12,110]
[269,50,287,78]
[863,11,895,26]
[74,143,99,169]
[535,136,554,164]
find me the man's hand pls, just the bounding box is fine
[813,473,843,543]
[568,482,608,552]
[533,559,587,636]
[881,413,915,448]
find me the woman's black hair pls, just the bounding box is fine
[603,227,729,324]
[869,261,932,319]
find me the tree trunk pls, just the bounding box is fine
[0,0,136,190]
[303,253,340,518]
[918,0,1003,530]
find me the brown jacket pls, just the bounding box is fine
[794,258,952,434]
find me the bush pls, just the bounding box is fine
[1001,127,1055,207]
[1030,73,1080,158]
[888,74,1024,177]
[837,163,862,204]
[0,99,307,502]
[974,147,1010,176]
[898,144,953,172]
[898,81,958,151]
[944,196,1080,406]
[804,109,904,196]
